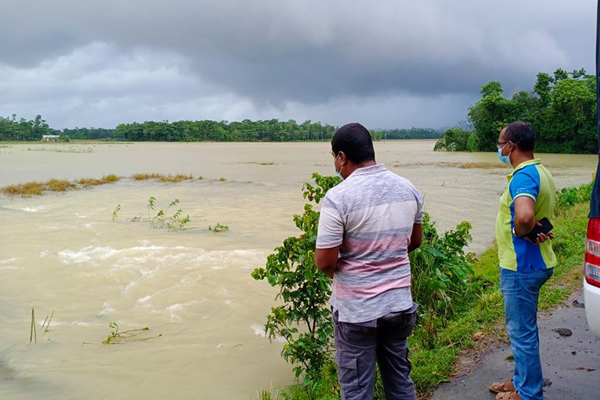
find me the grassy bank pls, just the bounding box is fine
[259,185,590,400]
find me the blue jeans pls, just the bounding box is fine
[500,267,553,400]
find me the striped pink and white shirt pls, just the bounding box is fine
[316,164,424,323]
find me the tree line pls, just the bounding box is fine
[381,127,443,140]
[435,68,597,154]
[0,114,53,141]
[0,116,446,143]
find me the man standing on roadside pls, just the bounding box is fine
[315,123,424,400]
[490,121,556,400]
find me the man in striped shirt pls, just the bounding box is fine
[315,123,424,400]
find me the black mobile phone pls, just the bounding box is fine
[526,217,554,242]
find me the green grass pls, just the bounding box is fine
[259,200,590,400]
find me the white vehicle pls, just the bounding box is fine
[585,4,600,340]
[584,220,600,339]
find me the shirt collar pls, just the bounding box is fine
[507,158,541,179]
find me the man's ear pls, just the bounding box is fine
[338,151,347,165]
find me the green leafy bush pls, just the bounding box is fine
[253,173,475,387]
[410,214,475,347]
[555,182,593,212]
[252,173,341,382]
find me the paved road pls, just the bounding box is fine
[432,290,600,400]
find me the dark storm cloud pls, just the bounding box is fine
[0,0,594,128]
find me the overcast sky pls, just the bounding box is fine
[0,0,595,129]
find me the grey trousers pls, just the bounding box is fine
[333,305,418,400]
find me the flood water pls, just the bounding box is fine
[0,141,596,399]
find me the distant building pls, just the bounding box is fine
[41,135,60,142]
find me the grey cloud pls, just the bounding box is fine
[0,0,595,128]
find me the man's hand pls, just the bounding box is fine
[522,220,555,245]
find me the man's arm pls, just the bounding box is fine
[315,246,340,278]
[408,223,422,253]
[513,196,536,237]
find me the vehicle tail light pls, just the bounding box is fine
[585,262,600,287]
[585,218,600,288]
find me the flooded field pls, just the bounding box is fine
[0,141,596,399]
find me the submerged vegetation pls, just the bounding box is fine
[0,173,232,197]
[78,174,120,187]
[146,196,191,230]
[27,146,93,153]
[1,175,120,197]
[102,322,160,345]
[130,173,194,183]
[113,197,191,231]
[255,176,592,399]
[208,223,230,232]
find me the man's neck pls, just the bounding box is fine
[511,152,535,169]
[345,160,377,178]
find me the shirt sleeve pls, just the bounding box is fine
[316,195,344,249]
[413,186,425,224]
[509,170,540,203]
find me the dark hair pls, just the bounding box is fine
[331,123,375,164]
[504,121,535,151]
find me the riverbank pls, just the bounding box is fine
[259,184,591,400]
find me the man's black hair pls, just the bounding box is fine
[504,121,535,151]
[331,123,375,164]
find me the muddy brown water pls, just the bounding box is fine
[0,141,596,399]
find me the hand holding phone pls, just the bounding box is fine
[526,218,554,243]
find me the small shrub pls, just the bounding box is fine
[556,182,593,212]
[102,174,120,183]
[131,173,164,181]
[1,181,45,197]
[147,196,191,230]
[78,178,103,187]
[158,174,193,183]
[252,173,341,382]
[46,179,75,192]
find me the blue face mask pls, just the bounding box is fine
[498,143,512,165]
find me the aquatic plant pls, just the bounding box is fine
[158,174,194,183]
[79,174,121,187]
[29,307,37,344]
[40,310,55,334]
[112,205,121,222]
[46,179,75,192]
[2,181,45,197]
[147,196,191,230]
[102,322,160,345]
[130,173,193,182]
[208,223,229,232]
